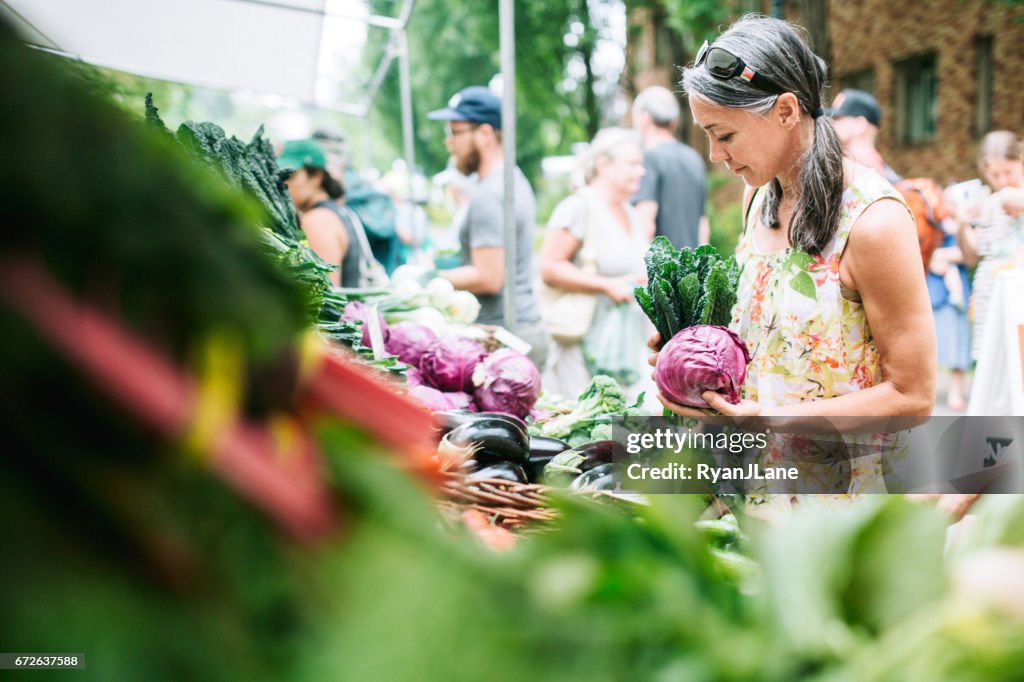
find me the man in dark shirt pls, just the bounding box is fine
[631,86,709,249]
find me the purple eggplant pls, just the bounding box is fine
[525,436,571,483]
[573,440,625,471]
[440,417,530,465]
[570,463,615,491]
[433,410,527,438]
[542,440,626,487]
[467,462,528,484]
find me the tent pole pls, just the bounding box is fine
[499,0,516,333]
[398,29,416,203]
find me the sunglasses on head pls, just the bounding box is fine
[694,40,783,94]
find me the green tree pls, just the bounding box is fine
[362,0,624,184]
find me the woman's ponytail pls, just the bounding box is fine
[786,110,844,254]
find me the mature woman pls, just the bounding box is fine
[955,131,1024,362]
[540,127,649,398]
[650,16,935,495]
[278,138,361,287]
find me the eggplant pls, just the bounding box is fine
[441,418,529,465]
[542,441,623,487]
[433,410,527,438]
[476,412,527,432]
[525,435,571,483]
[529,435,571,458]
[467,462,528,484]
[433,409,478,435]
[570,463,615,491]
[573,440,625,472]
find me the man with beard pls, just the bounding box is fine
[428,86,547,368]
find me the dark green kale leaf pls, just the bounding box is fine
[677,272,700,329]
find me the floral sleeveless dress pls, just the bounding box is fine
[732,168,911,499]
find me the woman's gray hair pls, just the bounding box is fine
[681,15,843,255]
[582,127,643,184]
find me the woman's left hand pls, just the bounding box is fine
[657,390,763,421]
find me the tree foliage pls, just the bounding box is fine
[363,0,624,184]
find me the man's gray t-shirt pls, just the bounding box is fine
[458,167,541,327]
[632,140,707,250]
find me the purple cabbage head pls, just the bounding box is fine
[385,322,438,366]
[342,300,390,348]
[419,336,487,392]
[409,385,477,412]
[471,348,541,419]
[655,325,750,408]
[405,366,425,387]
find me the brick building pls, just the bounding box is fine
[627,0,1024,183]
[826,0,1023,182]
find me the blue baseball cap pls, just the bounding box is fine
[826,89,882,128]
[428,86,502,130]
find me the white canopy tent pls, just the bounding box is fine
[2,0,523,332]
[0,0,413,116]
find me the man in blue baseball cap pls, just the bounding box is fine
[428,86,548,369]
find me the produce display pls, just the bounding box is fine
[4,16,1024,682]
[144,95,409,376]
[336,268,546,417]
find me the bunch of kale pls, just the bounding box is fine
[144,94,336,326]
[634,236,741,347]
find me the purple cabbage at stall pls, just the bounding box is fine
[419,335,487,393]
[385,321,438,366]
[471,348,541,419]
[409,385,477,412]
[342,300,390,348]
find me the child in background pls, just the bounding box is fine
[927,191,972,410]
[954,131,1024,362]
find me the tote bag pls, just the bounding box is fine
[341,205,390,288]
[537,192,599,344]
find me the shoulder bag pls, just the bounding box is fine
[341,204,390,288]
[537,191,600,344]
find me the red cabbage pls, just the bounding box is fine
[386,322,438,366]
[419,336,487,392]
[471,348,541,419]
[445,391,477,412]
[405,366,425,387]
[655,325,750,408]
[342,300,390,348]
[409,385,477,412]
